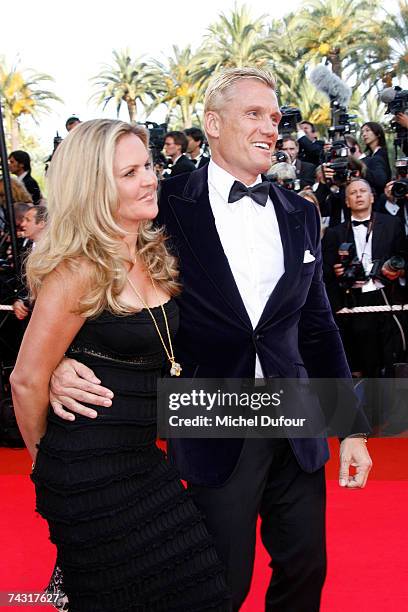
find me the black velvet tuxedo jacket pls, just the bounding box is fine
[157,165,367,486]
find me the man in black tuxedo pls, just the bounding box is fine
[323,178,406,376]
[280,135,316,187]
[163,130,196,177]
[9,150,42,204]
[184,127,210,169]
[297,121,325,167]
[48,68,371,612]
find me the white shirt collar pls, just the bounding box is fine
[19,171,28,181]
[208,159,262,204]
[351,215,371,222]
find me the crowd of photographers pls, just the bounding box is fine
[1,83,408,390]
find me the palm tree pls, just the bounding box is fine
[146,46,204,128]
[195,4,271,85]
[376,0,408,85]
[0,57,61,149]
[91,50,154,122]
[292,0,381,78]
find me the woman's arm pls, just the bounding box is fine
[10,265,88,461]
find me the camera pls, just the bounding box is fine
[140,121,168,166]
[281,178,301,192]
[278,106,302,136]
[328,101,357,140]
[385,87,408,116]
[337,242,367,289]
[370,256,406,284]
[323,141,355,186]
[391,178,408,200]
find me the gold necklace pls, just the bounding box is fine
[127,275,182,377]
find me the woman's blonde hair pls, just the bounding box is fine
[0,176,33,206]
[27,119,180,317]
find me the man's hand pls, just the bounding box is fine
[50,357,114,421]
[13,300,29,320]
[333,263,345,277]
[395,112,408,129]
[339,438,372,488]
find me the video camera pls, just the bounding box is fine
[327,100,357,141]
[140,121,168,167]
[278,106,302,136]
[380,86,408,154]
[391,158,408,200]
[323,140,358,187]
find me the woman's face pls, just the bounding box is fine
[114,133,158,230]
[361,125,379,150]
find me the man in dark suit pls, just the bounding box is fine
[323,178,406,377]
[8,150,42,204]
[163,130,196,178]
[48,68,371,612]
[184,127,210,169]
[280,135,316,187]
[297,121,325,166]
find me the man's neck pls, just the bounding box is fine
[171,153,182,164]
[210,155,259,186]
[351,209,372,221]
[190,147,201,160]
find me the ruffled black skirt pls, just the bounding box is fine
[32,394,230,611]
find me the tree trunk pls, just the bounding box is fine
[329,48,342,78]
[127,99,137,123]
[11,119,20,150]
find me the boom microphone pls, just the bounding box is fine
[379,87,397,104]
[309,65,351,107]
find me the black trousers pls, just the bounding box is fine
[189,439,326,612]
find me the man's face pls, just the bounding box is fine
[205,79,281,184]
[8,156,23,175]
[281,140,298,162]
[300,122,315,140]
[346,180,374,216]
[164,137,181,160]
[186,136,200,155]
[67,120,80,132]
[20,209,44,240]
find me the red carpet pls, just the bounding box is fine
[1,440,407,611]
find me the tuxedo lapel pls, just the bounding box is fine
[256,184,306,329]
[168,167,252,328]
[371,213,385,259]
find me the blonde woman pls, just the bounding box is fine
[11,120,230,612]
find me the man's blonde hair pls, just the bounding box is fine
[204,67,276,114]
[27,119,180,317]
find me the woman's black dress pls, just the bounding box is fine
[31,301,230,612]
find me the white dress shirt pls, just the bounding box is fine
[351,216,383,292]
[207,160,285,377]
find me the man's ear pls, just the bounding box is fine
[205,111,221,139]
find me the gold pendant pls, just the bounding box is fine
[170,362,182,377]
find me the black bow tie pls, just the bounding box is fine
[228,180,270,207]
[352,220,369,228]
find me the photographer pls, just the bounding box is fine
[314,144,367,226]
[361,122,392,197]
[12,205,47,321]
[297,120,325,166]
[266,161,301,192]
[322,178,406,377]
[279,135,316,187]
